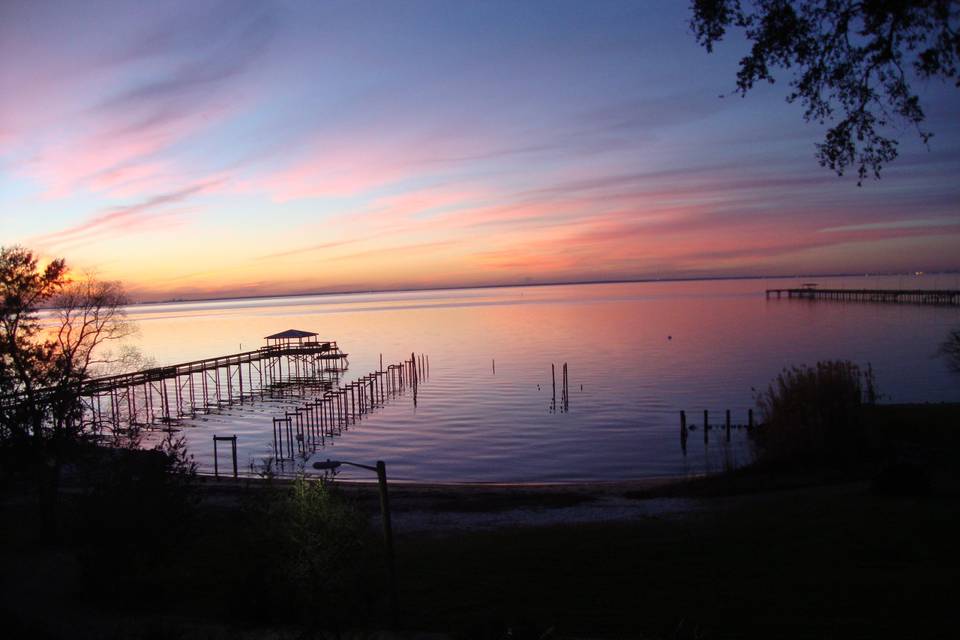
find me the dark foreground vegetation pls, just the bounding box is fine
[2,399,959,639]
[396,484,958,638]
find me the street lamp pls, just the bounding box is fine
[312,458,397,624]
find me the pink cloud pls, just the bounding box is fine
[2,2,271,201]
[29,180,220,251]
[373,186,489,218]
[16,96,239,200]
[239,138,445,201]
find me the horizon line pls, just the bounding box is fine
[129,270,960,307]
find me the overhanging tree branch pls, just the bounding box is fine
[690,0,959,184]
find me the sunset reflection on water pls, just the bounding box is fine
[119,277,959,482]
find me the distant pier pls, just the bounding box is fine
[765,287,960,306]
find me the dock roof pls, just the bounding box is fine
[264,329,318,340]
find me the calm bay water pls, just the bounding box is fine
[125,276,960,482]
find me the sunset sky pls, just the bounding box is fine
[2,0,959,301]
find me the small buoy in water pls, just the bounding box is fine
[668,335,672,340]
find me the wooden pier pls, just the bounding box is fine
[271,352,429,462]
[765,287,960,305]
[36,329,350,437]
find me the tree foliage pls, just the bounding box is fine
[236,475,374,625]
[0,246,135,446]
[690,0,960,183]
[1,246,67,442]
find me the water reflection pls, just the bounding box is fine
[126,276,959,482]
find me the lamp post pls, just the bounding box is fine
[312,458,397,624]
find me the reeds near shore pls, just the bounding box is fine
[751,360,877,464]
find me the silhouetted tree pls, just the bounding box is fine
[47,278,138,440]
[1,246,67,444]
[690,0,959,183]
[1,246,136,446]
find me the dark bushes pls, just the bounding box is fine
[229,475,378,627]
[70,434,199,602]
[941,327,960,375]
[751,360,877,465]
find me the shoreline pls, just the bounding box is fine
[196,473,698,490]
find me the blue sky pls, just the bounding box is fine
[2,0,958,299]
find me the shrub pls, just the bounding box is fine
[940,327,960,375]
[232,475,376,626]
[751,361,877,465]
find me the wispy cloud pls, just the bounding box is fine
[30,180,221,250]
[257,238,364,261]
[4,2,274,200]
[820,218,960,233]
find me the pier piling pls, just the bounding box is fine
[680,410,687,453]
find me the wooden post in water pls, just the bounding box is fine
[214,434,238,478]
[680,410,688,453]
[562,362,569,411]
[231,435,238,478]
[552,363,556,403]
[411,352,418,406]
[492,359,496,375]
[327,395,335,437]
[272,418,280,459]
[703,409,709,444]
[561,363,565,407]
[748,408,754,429]
[725,410,731,442]
[318,399,326,444]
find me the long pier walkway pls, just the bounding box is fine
[765,288,960,305]
[80,330,348,434]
